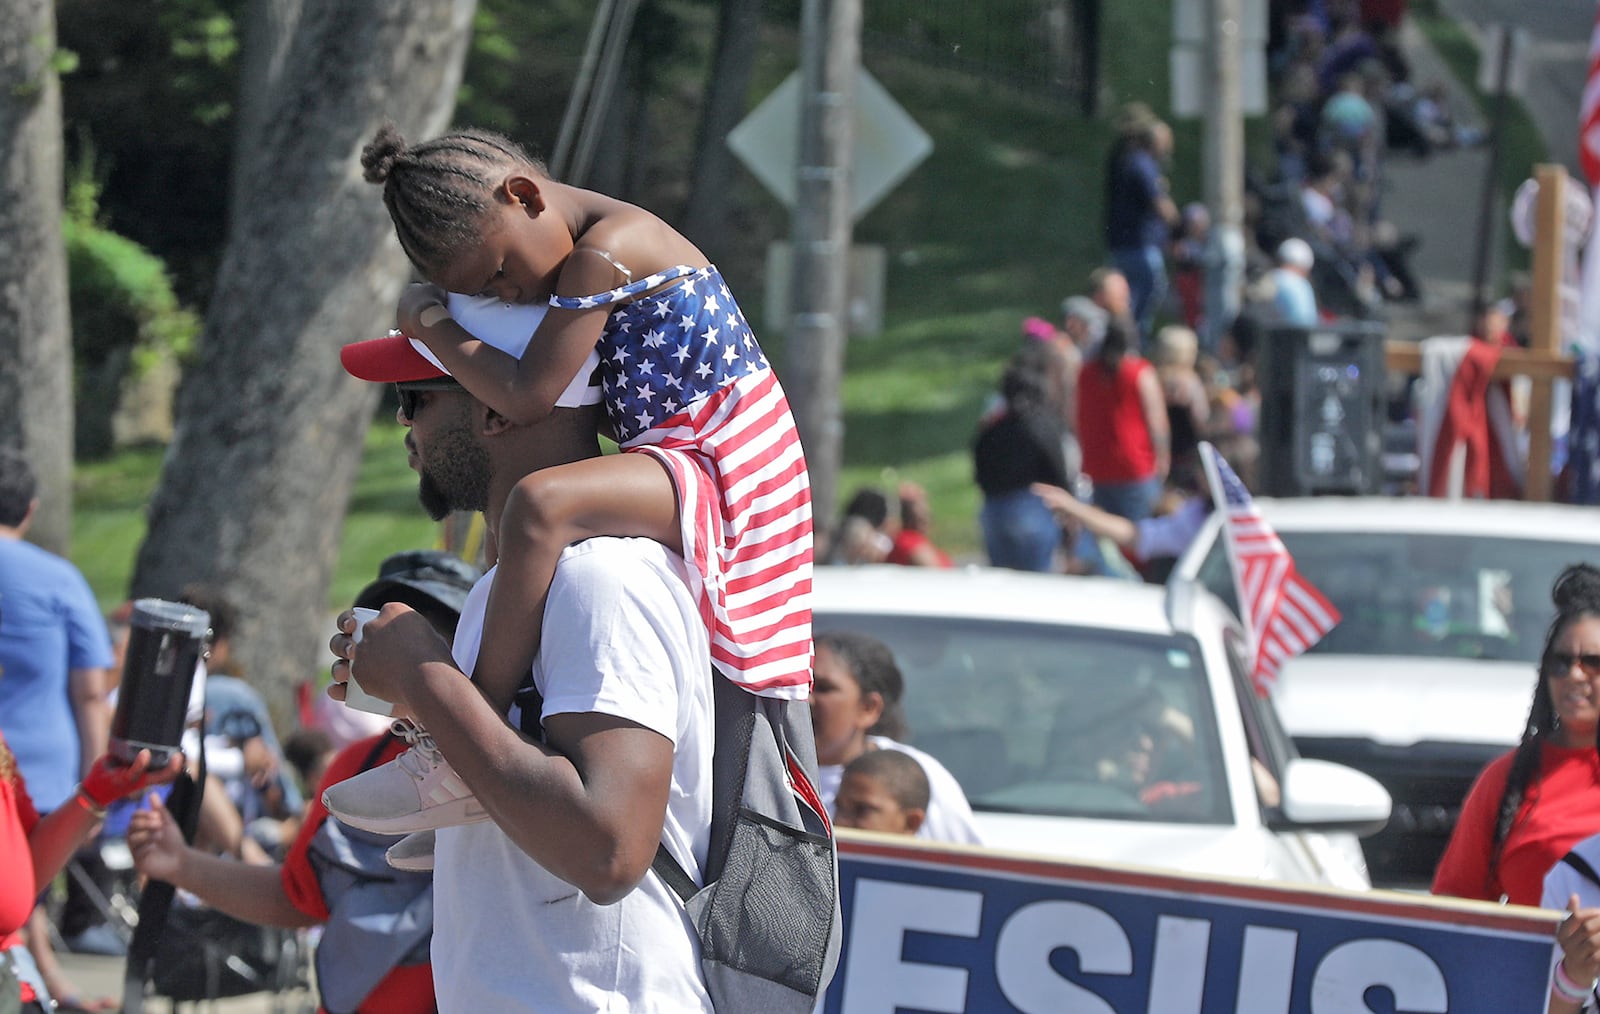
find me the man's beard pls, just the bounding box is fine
[415,419,491,521]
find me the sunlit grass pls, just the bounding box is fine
[72,421,440,613]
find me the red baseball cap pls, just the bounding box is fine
[340,331,449,383]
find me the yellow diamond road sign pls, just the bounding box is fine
[727,68,933,222]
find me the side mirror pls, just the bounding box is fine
[1269,758,1391,836]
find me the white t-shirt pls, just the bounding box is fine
[432,538,715,1013]
[1543,834,1600,1012]
[818,735,984,846]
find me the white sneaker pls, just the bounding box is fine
[386,830,435,872]
[322,721,489,835]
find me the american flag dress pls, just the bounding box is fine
[550,264,814,700]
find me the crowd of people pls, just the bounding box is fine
[0,434,491,1011]
[912,0,1514,586]
[953,266,1245,583]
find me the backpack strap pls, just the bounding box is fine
[1563,850,1600,891]
[357,731,397,773]
[653,843,698,902]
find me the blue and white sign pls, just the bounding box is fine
[823,836,1557,1013]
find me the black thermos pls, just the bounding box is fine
[108,598,211,767]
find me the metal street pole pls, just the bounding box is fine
[1202,0,1247,357]
[1469,25,1514,332]
[786,0,859,546]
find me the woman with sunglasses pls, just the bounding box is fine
[1433,563,1600,907]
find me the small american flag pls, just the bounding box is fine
[1199,442,1340,697]
[554,265,813,699]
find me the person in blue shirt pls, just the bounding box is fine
[1269,238,1320,327]
[1032,472,1213,584]
[1103,105,1181,348]
[0,447,115,1009]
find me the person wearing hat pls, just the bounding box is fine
[322,303,719,1011]
[124,550,480,1014]
[1269,237,1319,328]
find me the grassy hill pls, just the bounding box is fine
[73,2,1199,608]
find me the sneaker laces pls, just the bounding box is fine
[389,720,444,774]
[395,728,444,778]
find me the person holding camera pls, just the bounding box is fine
[125,550,479,1014]
[0,447,119,1010]
[2,737,181,1012]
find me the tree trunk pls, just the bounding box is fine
[677,0,762,251]
[131,0,477,729]
[0,0,75,553]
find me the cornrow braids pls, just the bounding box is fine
[361,122,549,276]
[1486,562,1600,892]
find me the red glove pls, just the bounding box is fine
[80,750,183,810]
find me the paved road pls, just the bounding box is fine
[54,949,312,1013]
[1438,0,1591,174]
[1380,2,1592,340]
[1381,17,1494,337]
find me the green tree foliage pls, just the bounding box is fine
[57,0,717,317]
[62,165,199,457]
[58,0,241,307]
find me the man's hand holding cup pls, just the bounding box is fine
[329,603,454,717]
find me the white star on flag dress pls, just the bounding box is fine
[551,264,814,699]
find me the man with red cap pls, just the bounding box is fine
[326,305,716,1013]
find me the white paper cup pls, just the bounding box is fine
[342,607,396,717]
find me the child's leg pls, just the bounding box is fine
[474,453,681,713]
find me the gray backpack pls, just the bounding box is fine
[310,737,433,1014]
[518,670,842,1011]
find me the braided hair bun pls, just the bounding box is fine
[361,123,408,185]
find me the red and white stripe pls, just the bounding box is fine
[1201,442,1340,697]
[1580,7,1600,353]
[1583,2,1600,188]
[632,367,814,700]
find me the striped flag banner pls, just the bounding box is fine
[1583,1,1600,189]
[1198,442,1340,696]
[1579,0,1600,356]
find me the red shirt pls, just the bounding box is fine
[1077,356,1158,484]
[1431,742,1600,907]
[281,734,436,1014]
[887,530,953,568]
[2,734,41,1002]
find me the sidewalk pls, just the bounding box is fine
[1379,15,1495,344]
[53,950,311,1013]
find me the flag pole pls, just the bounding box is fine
[1198,441,1257,660]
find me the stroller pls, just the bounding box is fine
[109,696,316,1014]
[144,900,313,1012]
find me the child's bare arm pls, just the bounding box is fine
[400,246,623,426]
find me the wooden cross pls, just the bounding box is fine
[1383,162,1577,502]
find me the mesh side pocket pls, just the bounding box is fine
[701,807,835,997]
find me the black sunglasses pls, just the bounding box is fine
[394,380,462,421]
[1543,652,1600,678]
